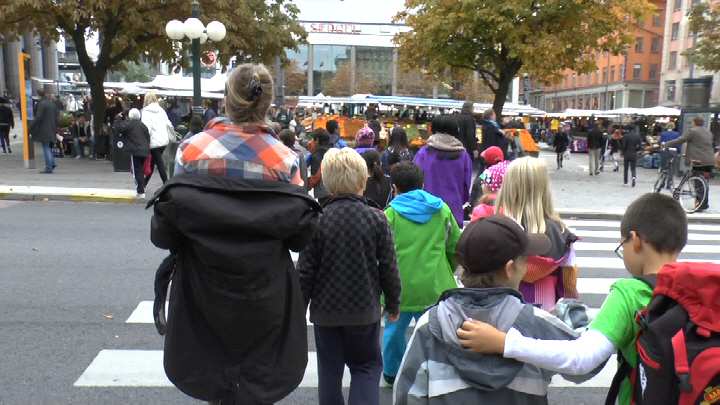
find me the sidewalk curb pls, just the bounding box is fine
[0,186,141,204]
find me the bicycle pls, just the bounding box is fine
[652,148,709,213]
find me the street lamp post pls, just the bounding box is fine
[165,0,226,120]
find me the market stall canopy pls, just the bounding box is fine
[297,95,547,116]
[137,74,227,93]
[638,106,681,116]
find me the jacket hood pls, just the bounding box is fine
[427,133,465,152]
[389,189,443,224]
[428,288,525,390]
[143,102,165,114]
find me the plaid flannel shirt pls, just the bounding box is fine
[175,118,303,185]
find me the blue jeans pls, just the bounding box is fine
[41,142,55,171]
[382,312,423,378]
[73,137,94,158]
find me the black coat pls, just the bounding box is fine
[479,119,509,157]
[621,130,642,160]
[554,132,570,153]
[149,174,320,404]
[587,127,604,150]
[30,99,58,144]
[0,105,14,129]
[114,119,151,157]
[456,113,478,158]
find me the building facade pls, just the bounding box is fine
[659,0,720,108]
[1,34,60,99]
[525,0,666,112]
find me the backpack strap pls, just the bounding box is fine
[672,329,693,392]
[605,352,631,405]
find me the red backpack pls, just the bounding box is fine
[606,262,720,405]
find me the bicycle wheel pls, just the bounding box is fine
[653,172,667,193]
[675,175,708,213]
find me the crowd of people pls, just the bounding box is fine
[143,63,720,405]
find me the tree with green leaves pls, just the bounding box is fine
[0,0,305,136]
[686,2,720,72]
[395,0,652,117]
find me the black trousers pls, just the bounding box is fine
[131,155,146,194]
[0,127,10,152]
[623,158,637,184]
[556,151,564,168]
[693,165,713,209]
[144,146,168,186]
[314,322,382,405]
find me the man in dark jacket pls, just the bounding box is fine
[479,108,508,158]
[621,126,642,187]
[114,108,150,196]
[30,88,59,173]
[456,101,478,160]
[587,123,604,176]
[149,174,320,405]
[0,100,14,153]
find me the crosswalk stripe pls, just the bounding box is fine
[126,301,602,325]
[574,242,720,254]
[565,219,720,232]
[573,229,719,241]
[74,349,617,389]
[574,256,719,269]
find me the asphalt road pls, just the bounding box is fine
[2,200,718,404]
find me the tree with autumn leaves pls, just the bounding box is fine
[687,2,720,72]
[0,0,305,136]
[395,0,653,117]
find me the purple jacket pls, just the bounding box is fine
[413,137,472,226]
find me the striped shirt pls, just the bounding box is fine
[175,118,302,185]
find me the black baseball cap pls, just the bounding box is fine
[457,215,551,274]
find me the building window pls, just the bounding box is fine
[674,0,682,10]
[671,23,680,40]
[669,51,678,70]
[636,17,645,27]
[651,37,661,53]
[635,37,644,53]
[610,66,616,82]
[355,46,393,95]
[653,14,662,27]
[312,45,352,96]
[633,64,642,80]
[649,64,658,80]
[602,67,608,83]
[666,80,676,101]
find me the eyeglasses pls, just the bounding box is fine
[615,236,631,259]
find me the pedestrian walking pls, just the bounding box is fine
[325,119,348,148]
[279,129,309,191]
[0,99,14,153]
[141,92,173,187]
[605,126,622,172]
[554,123,570,169]
[361,150,392,209]
[297,147,401,405]
[150,63,317,405]
[113,108,150,198]
[496,157,579,311]
[620,126,642,187]
[354,126,376,155]
[381,161,461,385]
[30,88,59,173]
[307,128,333,205]
[664,116,716,210]
[380,126,413,174]
[587,123,604,175]
[456,101,478,160]
[479,108,509,157]
[414,115,472,227]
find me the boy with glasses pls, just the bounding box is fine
[456,193,688,405]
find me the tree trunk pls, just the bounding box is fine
[87,74,107,141]
[492,72,513,120]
